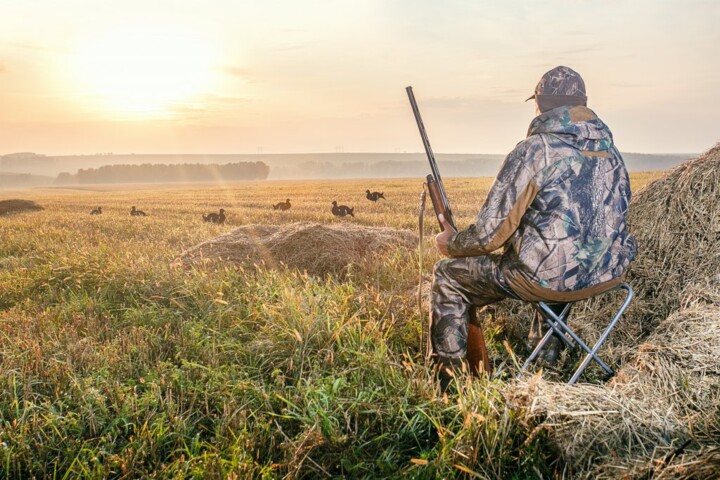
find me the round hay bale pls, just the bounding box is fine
[0,199,43,216]
[175,222,417,277]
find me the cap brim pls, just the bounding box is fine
[525,94,535,102]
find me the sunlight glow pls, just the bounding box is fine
[73,26,218,118]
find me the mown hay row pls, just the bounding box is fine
[175,221,417,278]
[0,199,43,216]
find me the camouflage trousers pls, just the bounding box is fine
[430,254,519,359]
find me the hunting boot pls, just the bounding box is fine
[434,355,464,394]
[527,303,570,366]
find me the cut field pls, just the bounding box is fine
[0,173,667,478]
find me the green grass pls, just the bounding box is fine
[0,175,657,478]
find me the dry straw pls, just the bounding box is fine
[175,221,417,278]
[507,145,720,478]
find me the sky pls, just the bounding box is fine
[0,0,718,156]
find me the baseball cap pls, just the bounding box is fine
[526,66,587,112]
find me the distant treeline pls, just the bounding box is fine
[0,172,55,187]
[54,162,270,184]
[0,151,698,185]
[269,153,697,179]
[271,158,505,179]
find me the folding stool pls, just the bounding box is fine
[519,282,634,384]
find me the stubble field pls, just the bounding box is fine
[0,173,663,478]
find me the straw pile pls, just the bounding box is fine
[0,199,43,216]
[175,222,416,277]
[505,145,720,478]
[626,143,720,327]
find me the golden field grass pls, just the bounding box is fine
[0,173,665,478]
[1,169,663,229]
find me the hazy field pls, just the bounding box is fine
[0,173,664,478]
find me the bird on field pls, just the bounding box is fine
[130,206,147,216]
[203,208,226,224]
[365,190,385,202]
[273,199,291,211]
[331,201,354,217]
[90,206,102,215]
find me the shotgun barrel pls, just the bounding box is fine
[406,86,456,231]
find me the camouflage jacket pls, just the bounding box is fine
[448,105,637,301]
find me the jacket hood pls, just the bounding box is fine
[527,105,614,152]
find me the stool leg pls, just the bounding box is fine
[538,303,576,348]
[545,313,614,375]
[521,302,613,376]
[519,328,556,376]
[568,285,634,384]
[519,303,573,377]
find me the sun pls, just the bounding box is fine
[73,26,218,118]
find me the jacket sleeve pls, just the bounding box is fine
[447,140,540,257]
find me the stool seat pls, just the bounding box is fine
[519,282,634,384]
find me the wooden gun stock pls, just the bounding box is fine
[426,175,450,231]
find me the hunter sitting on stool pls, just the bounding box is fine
[431,66,637,392]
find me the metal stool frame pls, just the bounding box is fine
[520,283,634,384]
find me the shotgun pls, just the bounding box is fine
[406,85,490,376]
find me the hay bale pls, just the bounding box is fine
[175,222,417,277]
[0,199,43,216]
[627,143,720,326]
[507,282,720,477]
[635,446,720,479]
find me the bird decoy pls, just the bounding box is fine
[331,201,354,217]
[203,208,226,224]
[130,206,147,216]
[90,206,102,215]
[366,190,385,202]
[273,199,291,211]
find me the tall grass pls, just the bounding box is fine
[0,176,656,478]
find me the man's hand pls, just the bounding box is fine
[435,214,457,257]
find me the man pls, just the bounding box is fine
[431,66,637,390]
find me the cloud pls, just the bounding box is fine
[268,43,310,52]
[419,96,504,110]
[5,40,64,53]
[420,96,468,108]
[609,82,651,88]
[162,94,251,120]
[200,94,251,106]
[219,66,250,77]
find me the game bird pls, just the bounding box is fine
[365,190,385,202]
[273,199,291,211]
[130,206,147,216]
[90,206,102,215]
[203,208,226,224]
[331,201,354,217]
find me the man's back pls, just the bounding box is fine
[447,104,636,297]
[503,105,636,294]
